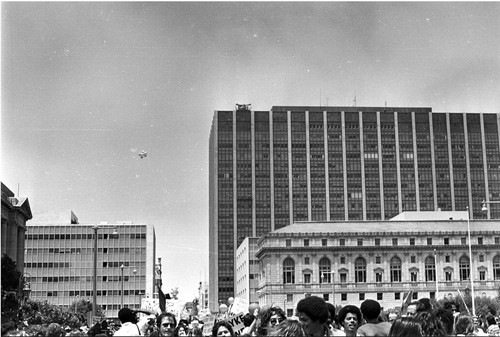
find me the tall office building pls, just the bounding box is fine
[24,218,156,319]
[208,105,500,310]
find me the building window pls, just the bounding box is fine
[479,254,484,262]
[479,271,486,281]
[376,272,382,283]
[323,294,329,301]
[304,257,310,265]
[375,238,380,246]
[445,255,451,263]
[377,293,383,300]
[413,292,418,300]
[459,256,470,281]
[322,239,327,247]
[411,272,417,282]
[410,238,415,245]
[358,239,363,246]
[411,256,416,263]
[376,256,381,264]
[359,293,365,301]
[340,239,345,246]
[340,256,346,264]
[395,292,401,300]
[425,256,436,282]
[445,271,452,281]
[392,238,398,246]
[304,273,311,284]
[341,293,347,301]
[340,273,347,283]
[304,239,309,247]
[493,255,500,280]
[390,256,402,282]
[427,238,432,245]
[319,257,331,283]
[283,258,295,284]
[430,291,435,299]
[461,237,466,245]
[444,238,450,245]
[478,237,483,245]
[287,294,293,302]
[495,237,500,245]
[355,257,367,283]
[286,239,291,247]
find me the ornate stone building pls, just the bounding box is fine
[255,214,500,313]
[1,182,32,271]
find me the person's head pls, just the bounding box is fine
[433,308,454,335]
[191,317,200,329]
[388,312,398,323]
[174,324,188,337]
[388,317,423,337]
[326,302,337,327]
[242,313,255,327]
[415,311,447,337]
[46,323,65,337]
[157,312,177,337]
[454,314,475,336]
[118,308,138,324]
[406,301,419,317]
[211,321,234,337]
[337,305,362,335]
[267,319,307,337]
[259,306,287,335]
[296,296,329,324]
[416,298,432,313]
[360,299,381,321]
[486,314,497,326]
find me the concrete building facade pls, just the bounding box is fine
[255,216,500,312]
[24,220,156,319]
[235,237,260,305]
[1,183,32,271]
[208,105,500,310]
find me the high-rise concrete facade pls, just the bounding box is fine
[208,105,500,310]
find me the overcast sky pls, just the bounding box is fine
[2,2,499,301]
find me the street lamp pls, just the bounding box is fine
[322,271,335,305]
[481,199,500,218]
[466,207,476,317]
[121,264,138,308]
[92,225,118,319]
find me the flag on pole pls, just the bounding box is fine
[158,285,166,312]
[401,290,414,313]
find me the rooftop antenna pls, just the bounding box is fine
[325,97,330,107]
[353,91,357,107]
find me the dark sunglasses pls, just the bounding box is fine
[162,323,175,328]
[270,318,284,325]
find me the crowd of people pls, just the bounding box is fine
[5,296,500,336]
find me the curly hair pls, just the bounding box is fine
[267,319,306,337]
[212,320,234,337]
[258,306,287,336]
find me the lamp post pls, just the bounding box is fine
[481,199,500,218]
[434,249,439,300]
[466,207,476,317]
[121,264,138,308]
[322,271,335,305]
[92,225,118,319]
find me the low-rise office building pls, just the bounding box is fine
[24,217,156,319]
[235,237,260,305]
[255,213,500,313]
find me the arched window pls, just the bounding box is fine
[283,258,295,284]
[493,255,500,280]
[425,256,436,282]
[459,256,470,281]
[319,257,331,283]
[390,256,402,282]
[355,257,366,283]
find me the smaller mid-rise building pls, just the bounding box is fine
[25,216,156,319]
[256,213,500,313]
[235,237,260,305]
